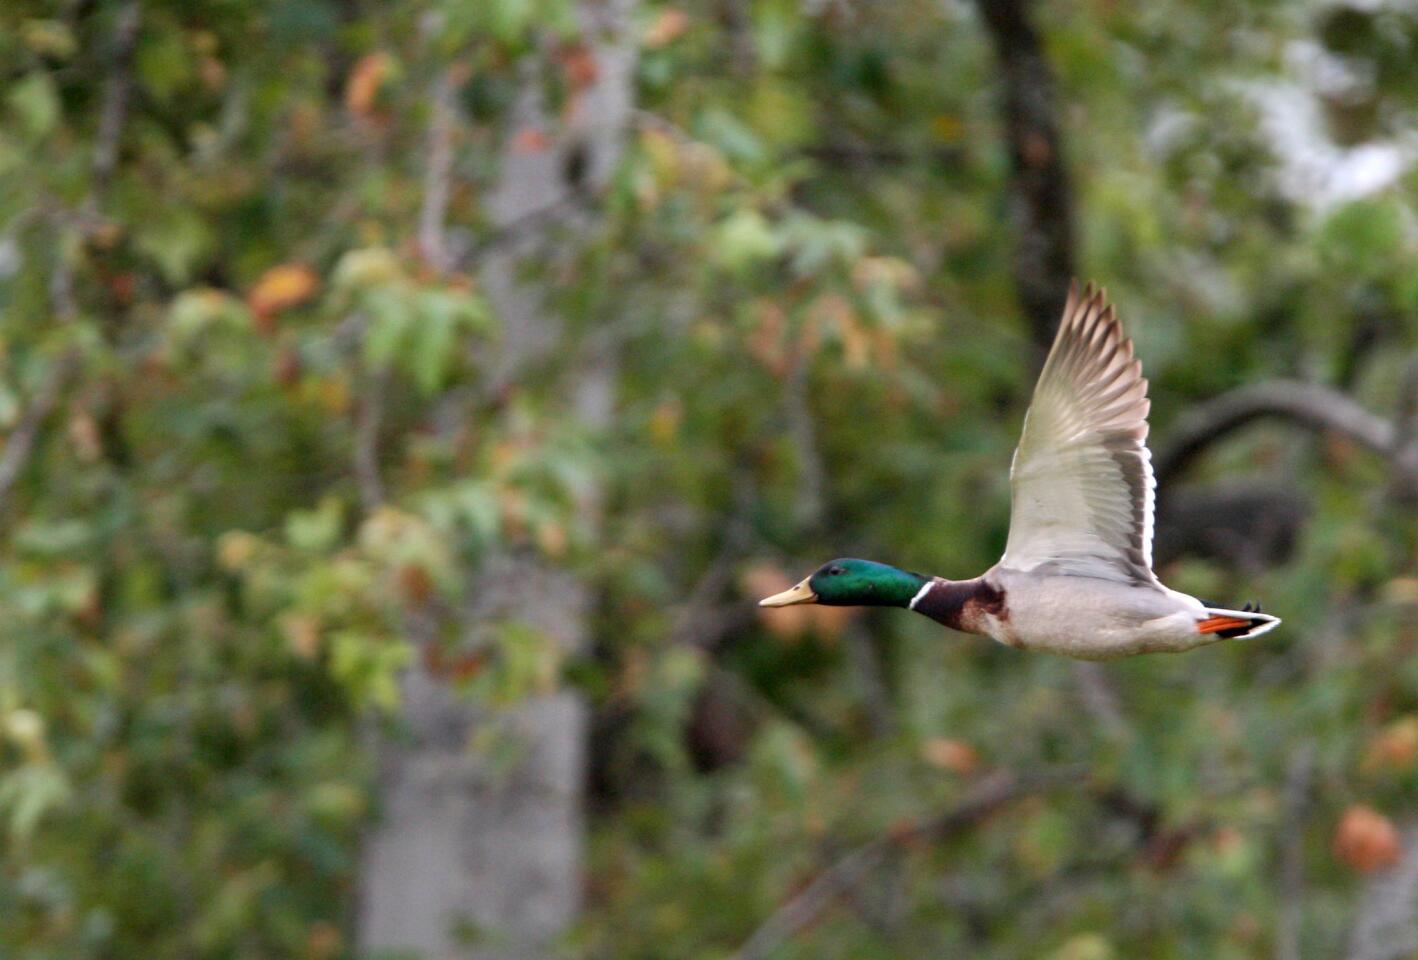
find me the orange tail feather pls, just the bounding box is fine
[1198,616,1251,635]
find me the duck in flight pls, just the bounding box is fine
[760,282,1280,659]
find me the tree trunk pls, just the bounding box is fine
[1347,822,1418,960]
[973,0,1077,353]
[356,4,637,956]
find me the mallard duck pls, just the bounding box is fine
[760,281,1280,659]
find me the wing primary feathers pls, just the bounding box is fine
[1000,281,1159,585]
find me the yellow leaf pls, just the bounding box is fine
[931,113,965,142]
[645,9,690,48]
[280,613,323,660]
[345,51,395,119]
[216,531,262,572]
[247,264,319,322]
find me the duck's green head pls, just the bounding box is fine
[759,558,928,608]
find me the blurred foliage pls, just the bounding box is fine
[2,0,1418,958]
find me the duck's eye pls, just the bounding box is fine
[828,565,845,576]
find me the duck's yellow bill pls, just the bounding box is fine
[759,579,817,607]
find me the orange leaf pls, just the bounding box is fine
[305,921,342,960]
[921,737,979,775]
[648,398,682,446]
[808,603,854,641]
[273,344,302,389]
[536,521,568,558]
[1364,716,1418,774]
[557,42,600,91]
[247,264,319,325]
[746,301,788,377]
[740,561,856,641]
[67,412,103,463]
[345,51,394,119]
[741,561,812,639]
[397,563,434,605]
[512,126,552,154]
[645,8,690,48]
[1334,805,1402,872]
[280,613,323,660]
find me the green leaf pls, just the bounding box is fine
[168,289,252,343]
[136,27,193,104]
[21,20,78,61]
[135,207,214,284]
[411,290,460,394]
[13,519,93,555]
[695,108,765,165]
[333,247,403,291]
[1319,198,1402,275]
[753,0,801,71]
[7,72,59,141]
[0,765,71,839]
[362,288,414,370]
[328,630,411,710]
[713,209,783,271]
[285,496,345,553]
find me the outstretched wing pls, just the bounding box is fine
[999,281,1158,585]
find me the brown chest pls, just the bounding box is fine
[911,577,1009,635]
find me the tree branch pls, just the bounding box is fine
[844,623,893,738]
[1276,740,1315,960]
[353,366,388,512]
[86,0,141,217]
[0,352,80,514]
[730,767,1084,960]
[1154,380,1406,485]
[784,350,826,533]
[0,3,141,518]
[973,0,1077,352]
[1395,354,1418,454]
[416,63,461,273]
[799,142,965,169]
[465,191,591,264]
[670,478,755,649]
[1071,662,1129,741]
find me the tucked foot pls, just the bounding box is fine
[1199,605,1281,640]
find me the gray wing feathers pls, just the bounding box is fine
[1001,282,1158,585]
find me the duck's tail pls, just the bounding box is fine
[1198,602,1281,640]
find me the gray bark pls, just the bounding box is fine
[357,3,636,956]
[1348,823,1418,960]
[357,561,592,960]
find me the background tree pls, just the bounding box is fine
[2,1,1418,959]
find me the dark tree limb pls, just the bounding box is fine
[1154,379,1418,489]
[416,62,463,274]
[1,2,141,519]
[844,623,894,738]
[1395,354,1418,453]
[730,767,1084,960]
[784,349,827,533]
[0,352,80,515]
[974,0,1077,352]
[1154,482,1307,573]
[353,366,388,512]
[1071,662,1129,740]
[975,0,1141,740]
[86,0,141,216]
[799,142,965,169]
[1276,740,1315,960]
[669,478,755,650]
